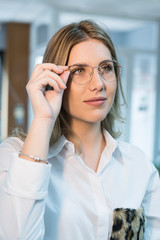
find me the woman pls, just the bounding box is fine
[0,20,160,240]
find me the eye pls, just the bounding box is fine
[101,63,114,73]
[70,66,85,76]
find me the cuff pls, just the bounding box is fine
[3,153,51,200]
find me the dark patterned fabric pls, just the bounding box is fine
[110,207,145,240]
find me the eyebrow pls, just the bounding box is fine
[68,63,88,68]
[68,59,115,68]
[100,59,115,65]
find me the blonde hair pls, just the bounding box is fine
[43,20,125,146]
[13,20,126,146]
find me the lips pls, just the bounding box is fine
[84,97,107,102]
[83,97,107,106]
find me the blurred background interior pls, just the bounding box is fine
[0,0,160,170]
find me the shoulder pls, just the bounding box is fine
[115,141,160,191]
[0,137,24,168]
[116,140,155,175]
[117,140,148,159]
[0,137,24,152]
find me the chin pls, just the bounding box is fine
[83,114,107,124]
[63,107,108,125]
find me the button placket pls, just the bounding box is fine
[88,172,109,240]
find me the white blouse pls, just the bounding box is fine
[0,130,160,240]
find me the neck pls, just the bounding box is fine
[67,118,106,172]
[67,118,104,151]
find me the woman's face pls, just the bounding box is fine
[62,39,117,125]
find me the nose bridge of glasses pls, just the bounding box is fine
[90,65,101,77]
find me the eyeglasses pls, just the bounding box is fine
[68,60,121,85]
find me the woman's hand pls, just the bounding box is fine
[26,63,70,122]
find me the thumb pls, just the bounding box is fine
[60,71,70,84]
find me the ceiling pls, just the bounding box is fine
[45,0,160,21]
[0,0,159,32]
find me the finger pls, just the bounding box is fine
[41,77,62,93]
[60,71,70,84]
[28,77,62,93]
[31,63,65,81]
[58,65,68,71]
[35,70,67,89]
[41,63,65,73]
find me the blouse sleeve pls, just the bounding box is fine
[142,163,160,240]
[0,137,51,240]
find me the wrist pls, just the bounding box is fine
[21,118,54,162]
[32,116,55,131]
[19,151,48,164]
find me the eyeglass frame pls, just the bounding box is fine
[67,59,121,85]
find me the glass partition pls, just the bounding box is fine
[0,52,3,141]
[130,53,157,159]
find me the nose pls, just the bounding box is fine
[89,66,105,91]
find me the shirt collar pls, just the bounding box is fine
[48,129,118,163]
[48,135,75,159]
[103,130,118,154]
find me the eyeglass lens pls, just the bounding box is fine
[69,61,117,85]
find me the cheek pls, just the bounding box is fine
[107,82,117,101]
[105,83,117,114]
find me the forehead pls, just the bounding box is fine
[68,39,112,66]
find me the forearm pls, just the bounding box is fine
[0,191,45,240]
[0,162,50,240]
[0,137,51,240]
[20,118,55,163]
[20,64,69,163]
